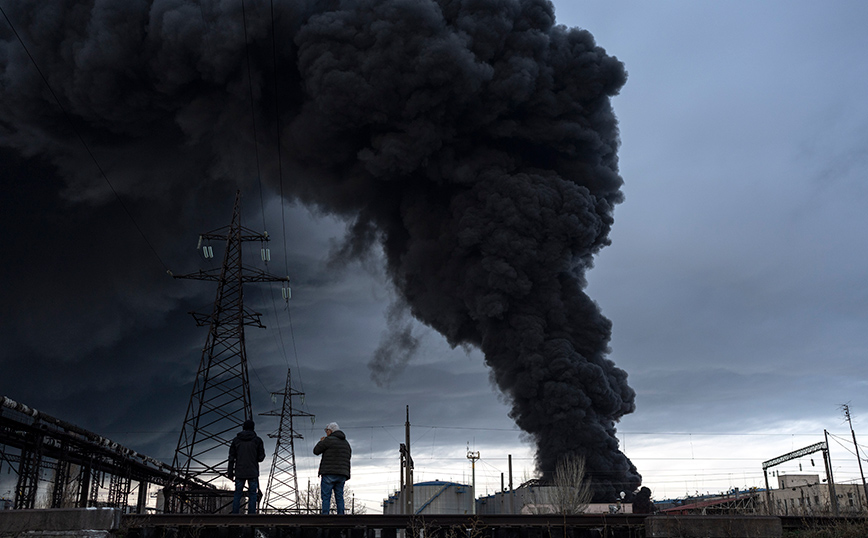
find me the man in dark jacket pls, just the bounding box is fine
[313,422,351,514]
[228,420,266,514]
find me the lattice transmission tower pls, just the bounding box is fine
[168,190,290,513]
[260,368,314,513]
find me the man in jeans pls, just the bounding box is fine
[228,420,266,514]
[313,422,352,514]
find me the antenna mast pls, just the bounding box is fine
[842,404,868,507]
[168,190,290,513]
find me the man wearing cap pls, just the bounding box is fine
[228,419,266,514]
[313,422,352,514]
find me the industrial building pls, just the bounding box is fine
[477,483,632,515]
[384,479,632,515]
[383,481,473,515]
[757,474,867,516]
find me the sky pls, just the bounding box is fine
[2,0,868,510]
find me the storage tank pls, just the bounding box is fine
[383,481,473,514]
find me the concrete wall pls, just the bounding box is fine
[646,515,782,538]
[0,508,121,538]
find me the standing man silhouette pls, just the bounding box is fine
[228,419,266,514]
[313,422,352,514]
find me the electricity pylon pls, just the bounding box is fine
[260,369,314,513]
[168,190,290,513]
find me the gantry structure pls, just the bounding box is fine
[0,396,209,511]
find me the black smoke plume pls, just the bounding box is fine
[0,0,639,499]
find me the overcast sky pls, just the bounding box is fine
[2,0,867,509]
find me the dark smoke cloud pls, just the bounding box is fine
[1,0,638,499]
[369,299,421,386]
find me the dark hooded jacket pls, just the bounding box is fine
[229,429,266,480]
[313,430,351,479]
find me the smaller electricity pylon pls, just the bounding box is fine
[260,369,314,513]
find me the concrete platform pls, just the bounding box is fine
[646,515,782,537]
[0,508,121,536]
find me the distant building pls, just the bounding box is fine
[476,482,632,515]
[659,474,868,516]
[384,480,633,515]
[659,489,762,515]
[383,481,473,514]
[757,474,867,516]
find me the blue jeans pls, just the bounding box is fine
[320,474,347,514]
[232,477,259,514]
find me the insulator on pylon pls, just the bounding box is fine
[205,246,213,258]
[282,286,291,300]
[197,235,203,250]
[261,248,270,262]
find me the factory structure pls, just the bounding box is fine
[380,474,868,517]
[658,475,868,518]
[382,479,633,516]
[758,474,866,517]
[383,481,474,515]
[475,482,633,515]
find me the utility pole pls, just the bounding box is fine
[823,430,840,516]
[467,449,480,515]
[842,404,868,507]
[169,190,290,513]
[500,472,504,513]
[403,406,414,514]
[260,369,314,513]
[399,445,405,499]
[508,454,514,515]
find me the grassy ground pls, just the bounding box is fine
[784,520,868,538]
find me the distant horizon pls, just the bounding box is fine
[3,392,866,510]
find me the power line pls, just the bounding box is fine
[240,0,268,234]
[236,1,311,417]
[266,0,309,402]
[236,0,287,401]
[827,432,868,461]
[234,0,308,416]
[268,0,290,279]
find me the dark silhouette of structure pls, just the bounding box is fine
[260,369,313,513]
[0,396,209,511]
[167,191,289,513]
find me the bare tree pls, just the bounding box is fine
[298,482,319,514]
[550,454,593,515]
[298,482,367,514]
